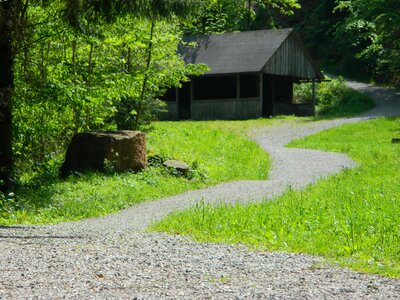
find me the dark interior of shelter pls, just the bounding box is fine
[161,73,312,119]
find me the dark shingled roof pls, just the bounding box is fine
[180,28,294,75]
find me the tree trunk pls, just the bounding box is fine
[0,0,14,193]
[134,16,156,130]
[247,0,252,30]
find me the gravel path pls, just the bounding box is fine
[1,82,399,299]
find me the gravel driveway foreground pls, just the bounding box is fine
[1,82,399,299]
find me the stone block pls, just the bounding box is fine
[60,131,147,177]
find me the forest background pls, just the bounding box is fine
[0,0,399,193]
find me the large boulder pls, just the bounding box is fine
[60,131,147,178]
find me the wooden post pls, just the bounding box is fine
[175,87,179,120]
[236,74,240,100]
[190,80,194,103]
[312,79,316,116]
[259,72,263,117]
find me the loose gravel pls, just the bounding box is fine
[1,82,399,299]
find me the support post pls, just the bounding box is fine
[236,74,240,100]
[312,79,316,116]
[190,80,194,103]
[175,87,179,120]
[259,72,263,117]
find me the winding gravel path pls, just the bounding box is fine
[1,82,400,299]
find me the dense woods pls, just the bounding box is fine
[289,0,400,84]
[182,0,400,84]
[0,0,399,193]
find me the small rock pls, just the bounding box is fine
[163,159,189,175]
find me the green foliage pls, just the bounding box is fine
[0,0,204,194]
[332,2,381,78]
[275,0,400,84]
[182,0,300,34]
[11,3,205,186]
[0,121,269,224]
[151,118,400,278]
[289,0,400,84]
[293,76,374,116]
[64,0,198,28]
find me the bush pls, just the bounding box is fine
[292,81,313,104]
[293,76,374,116]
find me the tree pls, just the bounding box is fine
[0,0,27,193]
[0,0,197,193]
[334,0,400,82]
[65,0,198,130]
[281,0,346,60]
[182,0,300,34]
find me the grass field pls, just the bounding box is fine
[151,117,400,278]
[0,121,271,224]
[0,87,375,226]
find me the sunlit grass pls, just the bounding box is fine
[0,120,270,224]
[151,117,400,278]
[0,86,376,225]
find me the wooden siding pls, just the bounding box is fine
[191,98,262,120]
[264,32,317,79]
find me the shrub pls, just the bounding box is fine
[293,76,374,116]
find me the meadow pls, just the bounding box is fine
[151,117,400,278]
[0,120,270,224]
[0,81,375,231]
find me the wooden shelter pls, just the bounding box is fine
[162,28,324,120]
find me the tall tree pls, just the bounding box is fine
[0,0,196,193]
[0,0,28,193]
[0,1,12,193]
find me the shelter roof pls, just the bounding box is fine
[180,28,323,80]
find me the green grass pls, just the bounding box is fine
[151,117,400,278]
[146,121,271,182]
[0,121,270,225]
[0,84,377,225]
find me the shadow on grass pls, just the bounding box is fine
[14,171,123,212]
